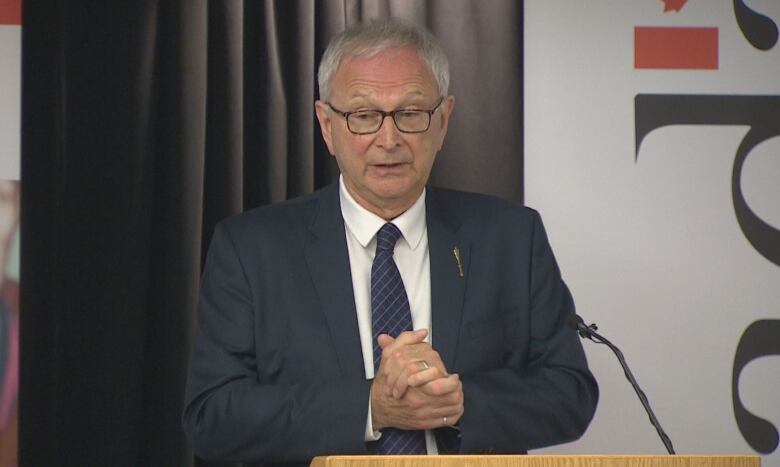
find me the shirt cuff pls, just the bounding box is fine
[365,398,382,442]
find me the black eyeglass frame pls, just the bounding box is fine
[325,98,445,135]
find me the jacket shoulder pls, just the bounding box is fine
[427,186,540,225]
[216,185,334,243]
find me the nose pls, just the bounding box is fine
[374,115,403,149]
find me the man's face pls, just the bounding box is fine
[315,46,454,219]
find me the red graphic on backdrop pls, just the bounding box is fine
[0,0,21,25]
[662,0,688,13]
[634,27,718,69]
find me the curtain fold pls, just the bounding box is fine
[202,0,245,264]
[142,1,208,465]
[20,2,523,465]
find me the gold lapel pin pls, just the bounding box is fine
[452,246,464,278]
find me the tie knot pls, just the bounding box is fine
[376,223,402,253]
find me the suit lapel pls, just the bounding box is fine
[303,183,364,378]
[426,188,469,370]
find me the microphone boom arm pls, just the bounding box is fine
[577,319,676,455]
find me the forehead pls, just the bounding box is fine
[331,46,438,102]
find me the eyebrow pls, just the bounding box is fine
[346,90,428,106]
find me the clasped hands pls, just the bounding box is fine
[371,329,464,431]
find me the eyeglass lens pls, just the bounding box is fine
[348,110,430,134]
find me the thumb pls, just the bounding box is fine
[377,334,395,349]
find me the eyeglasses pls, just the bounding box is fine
[326,98,444,135]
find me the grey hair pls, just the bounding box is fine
[317,18,450,101]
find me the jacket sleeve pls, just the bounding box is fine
[458,210,599,452]
[181,222,372,463]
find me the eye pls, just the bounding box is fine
[352,111,379,121]
[396,111,425,122]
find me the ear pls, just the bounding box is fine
[436,95,455,151]
[315,100,337,156]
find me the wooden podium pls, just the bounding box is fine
[311,455,760,467]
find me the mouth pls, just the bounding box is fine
[370,162,411,175]
[373,162,407,169]
[369,162,410,178]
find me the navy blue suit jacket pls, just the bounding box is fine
[183,182,598,465]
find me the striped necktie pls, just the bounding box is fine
[371,222,426,454]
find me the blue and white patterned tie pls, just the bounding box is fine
[371,223,426,454]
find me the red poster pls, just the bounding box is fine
[634,26,718,69]
[0,0,21,26]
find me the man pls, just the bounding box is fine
[183,18,598,465]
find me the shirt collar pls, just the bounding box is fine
[339,175,426,250]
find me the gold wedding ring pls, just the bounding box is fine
[418,361,430,370]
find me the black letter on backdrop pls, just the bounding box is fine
[635,94,780,454]
[732,320,780,454]
[733,0,778,51]
[635,94,780,266]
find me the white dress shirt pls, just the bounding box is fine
[338,176,438,453]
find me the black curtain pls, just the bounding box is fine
[20,1,523,465]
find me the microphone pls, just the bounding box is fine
[570,313,676,455]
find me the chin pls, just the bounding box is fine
[373,188,424,209]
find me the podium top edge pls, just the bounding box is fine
[310,454,761,467]
[312,455,761,459]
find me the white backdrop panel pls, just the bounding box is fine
[0,25,21,180]
[525,1,780,466]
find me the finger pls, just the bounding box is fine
[377,330,432,377]
[384,348,441,391]
[386,358,428,397]
[377,334,395,349]
[392,364,442,399]
[381,342,440,372]
[382,347,446,395]
[409,399,464,429]
[418,373,462,397]
[376,330,427,365]
[373,383,464,431]
[421,410,463,430]
[406,365,446,389]
[387,329,428,349]
[402,380,462,411]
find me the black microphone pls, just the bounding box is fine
[570,313,676,455]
